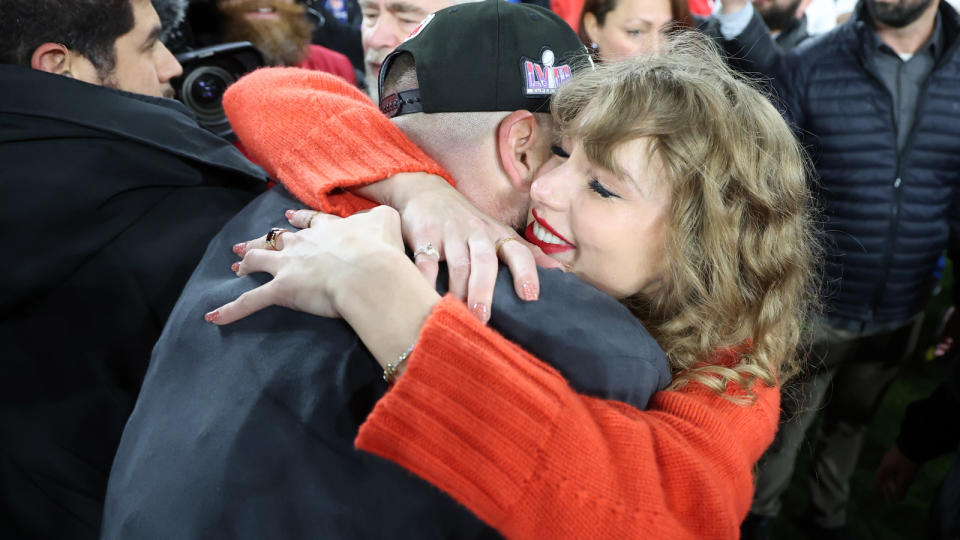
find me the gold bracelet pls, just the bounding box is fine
[383,345,415,385]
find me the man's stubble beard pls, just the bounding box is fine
[865,0,936,29]
[756,0,803,32]
[221,0,313,66]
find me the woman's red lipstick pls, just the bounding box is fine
[524,209,575,254]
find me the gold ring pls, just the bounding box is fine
[495,237,518,255]
[265,227,290,250]
[305,211,321,228]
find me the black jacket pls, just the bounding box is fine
[102,187,671,539]
[729,3,960,324]
[0,66,267,539]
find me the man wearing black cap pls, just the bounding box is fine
[101,2,668,538]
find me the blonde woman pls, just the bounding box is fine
[214,34,817,538]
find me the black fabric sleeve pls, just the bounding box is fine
[897,361,960,463]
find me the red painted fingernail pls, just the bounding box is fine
[204,310,220,322]
[285,209,296,219]
[232,242,246,255]
[231,262,240,273]
[471,303,490,324]
[521,281,538,301]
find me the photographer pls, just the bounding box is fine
[177,0,356,80]
[0,1,267,538]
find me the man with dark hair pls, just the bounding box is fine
[0,0,267,538]
[715,0,960,538]
[752,0,812,49]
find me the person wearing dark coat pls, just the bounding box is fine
[0,57,266,540]
[715,0,960,537]
[875,337,960,539]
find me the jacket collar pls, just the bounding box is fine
[0,65,268,183]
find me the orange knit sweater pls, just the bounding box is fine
[224,68,781,539]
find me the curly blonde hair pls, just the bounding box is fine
[551,32,819,396]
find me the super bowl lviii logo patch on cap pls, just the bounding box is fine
[522,47,573,97]
[380,0,588,115]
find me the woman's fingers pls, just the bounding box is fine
[286,209,335,229]
[205,281,279,325]
[496,237,540,301]
[465,232,499,323]
[233,227,296,256]
[413,241,442,291]
[234,247,282,277]
[443,223,469,301]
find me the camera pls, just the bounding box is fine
[172,42,264,140]
[158,0,265,139]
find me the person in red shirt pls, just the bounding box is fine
[209,14,818,539]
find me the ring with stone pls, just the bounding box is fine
[413,242,440,259]
[265,227,290,250]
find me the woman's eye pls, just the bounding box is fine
[550,145,570,158]
[589,178,619,199]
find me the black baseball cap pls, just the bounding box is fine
[378,0,591,118]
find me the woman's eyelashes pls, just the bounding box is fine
[550,145,570,159]
[589,178,620,199]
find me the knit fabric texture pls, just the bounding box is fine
[223,67,454,216]
[357,296,781,539]
[224,67,782,539]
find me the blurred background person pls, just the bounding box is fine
[359,0,451,100]
[752,0,813,49]
[875,309,960,540]
[216,0,356,80]
[713,0,960,538]
[577,0,694,59]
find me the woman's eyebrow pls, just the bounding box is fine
[623,18,655,31]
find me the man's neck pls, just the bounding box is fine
[873,2,939,55]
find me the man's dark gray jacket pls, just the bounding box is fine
[102,187,671,539]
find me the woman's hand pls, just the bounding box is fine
[207,206,407,325]
[358,172,562,322]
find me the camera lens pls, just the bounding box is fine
[178,66,236,124]
[190,73,229,106]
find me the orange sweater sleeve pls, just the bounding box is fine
[356,295,781,539]
[222,67,454,217]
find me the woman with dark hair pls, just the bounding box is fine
[578,0,694,59]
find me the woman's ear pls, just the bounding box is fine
[31,43,73,76]
[583,12,600,46]
[496,110,546,191]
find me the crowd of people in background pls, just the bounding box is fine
[1,0,959,539]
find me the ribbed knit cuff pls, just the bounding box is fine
[275,107,453,216]
[355,295,569,524]
[224,67,454,217]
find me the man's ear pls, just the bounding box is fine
[31,43,73,76]
[497,109,547,191]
